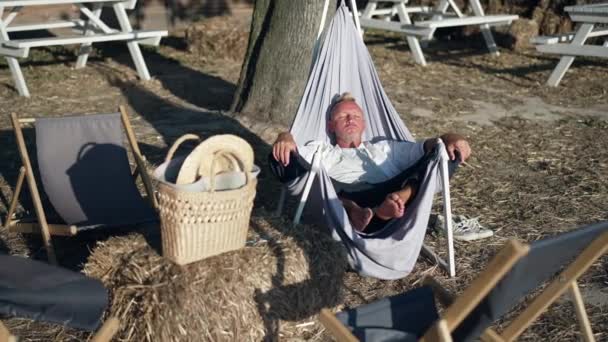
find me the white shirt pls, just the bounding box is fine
[298,140,425,184]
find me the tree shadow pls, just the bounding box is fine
[0,31,235,110]
[102,70,281,209]
[101,76,346,340]
[250,219,345,341]
[1,31,347,340]
[96,42,237,111]
[0,30,95,70]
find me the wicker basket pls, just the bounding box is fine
[155,134,257,265]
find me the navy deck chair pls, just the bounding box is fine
[0,254,119,341]
[320,221,608,341]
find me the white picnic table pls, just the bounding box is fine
[534,3,608,86]
[358,0,519,66]
[0,0,168,97]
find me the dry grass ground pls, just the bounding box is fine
[0,14,606,342]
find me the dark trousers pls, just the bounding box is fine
[268,148,459,209]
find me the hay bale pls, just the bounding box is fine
[506,19,539,51]
[185,15,250,63]
[84,213,347,341]
[532,7,572,36]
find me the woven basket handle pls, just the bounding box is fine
[197,135,254,180]
[208,151,252,192]
[164,134,201,164]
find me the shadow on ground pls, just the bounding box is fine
[0,42,344,338]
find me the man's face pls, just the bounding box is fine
[328,101,365,145]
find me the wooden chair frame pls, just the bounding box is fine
[3,106,156,265]
[320,230,608,342]
[0,316,120,342]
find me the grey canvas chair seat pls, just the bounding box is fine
[321,221,608,341]
[0,254,119,341]
[35,113,156,228]
[4,107,157,264]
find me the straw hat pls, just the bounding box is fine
[176,134,254,185]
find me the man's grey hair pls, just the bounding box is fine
[329,92,358,115]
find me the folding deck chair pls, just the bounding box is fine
[0,254,119,342]
[320,221,608,341]
[4,106,157,264]
[358,0,518,65]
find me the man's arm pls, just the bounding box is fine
[423,133,471,161]
[272,132,298,166]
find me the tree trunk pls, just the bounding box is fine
[231,0,337,125]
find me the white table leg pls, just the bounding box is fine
[76,3,102,69]
[470,0,499,55]
[113,2,151,80]
[0,7,29,97]
[446,0,463,17]
[423,0,449,48]
[348,0,362,36]
[398,1,427,65]
[547,23,594,87]
[360,1,377,20]
[359,0,376,37]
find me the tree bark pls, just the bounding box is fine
[231,0,337,125]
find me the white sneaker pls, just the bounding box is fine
[430,214,493,241]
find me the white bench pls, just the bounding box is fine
[4,30,164,49]
[358,18,433,38]
[415,14,518,28]
[0,0,168,97]
[531,29,608,45]
[0,0,137,8]
[532,3,608,86]
[359,0,519,66]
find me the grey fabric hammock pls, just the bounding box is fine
[282,1,456,280]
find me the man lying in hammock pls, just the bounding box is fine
[269,93,471,233]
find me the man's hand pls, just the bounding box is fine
[272,132,297,166]
[440,133,471,161]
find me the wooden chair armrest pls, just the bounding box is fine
[422,276,455,306]
[91,316,120,342]
[421,318,453,342]
[0,320,17,342]
[319,308,358,342]
[421,277,504,342]
[132,153,157,209]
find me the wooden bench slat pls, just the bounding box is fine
[6,20,85,33]
[536,43,608,58]
[568,13,608,25]
[565,4,608,14]
[3,30,167,49]
[0,0,136,7]
[531,29,608,45]
[367,0,407,2]
[415,14,518,28]
[359,18,433,37]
